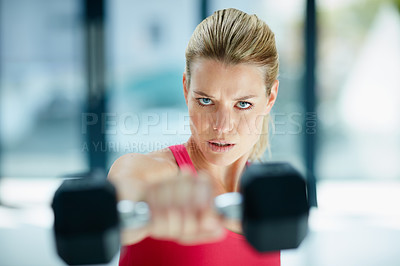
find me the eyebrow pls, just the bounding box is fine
[193,90,258,101]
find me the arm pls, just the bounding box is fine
[108,152,225,246]
[107,152,179,245]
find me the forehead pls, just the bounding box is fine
[190,59,266,96]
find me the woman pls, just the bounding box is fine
[109,8,280,266]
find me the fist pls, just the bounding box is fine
[146,171,226,245]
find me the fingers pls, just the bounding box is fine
[146,171,225,245]
[178,206,226,245]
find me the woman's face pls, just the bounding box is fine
[183,59,278,166]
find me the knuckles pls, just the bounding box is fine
[145,173,224,243]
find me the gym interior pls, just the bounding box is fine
[1,0,400,265]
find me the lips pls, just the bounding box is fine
[207,140,236,152]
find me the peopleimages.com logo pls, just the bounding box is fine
[81,111,317,136]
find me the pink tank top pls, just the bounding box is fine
[119,145,280,266]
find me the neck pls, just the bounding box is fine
[184,137,250,193]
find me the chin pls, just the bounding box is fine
[201,147,242,166]
[205,155,236,166]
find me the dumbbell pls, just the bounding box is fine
[51,162,309,265]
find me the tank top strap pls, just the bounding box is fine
[168,144,197,175]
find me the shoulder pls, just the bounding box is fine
[108,147,179,184]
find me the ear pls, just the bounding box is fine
[265,80,279,114]
[183,72,189,106]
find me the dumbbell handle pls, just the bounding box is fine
[117,192,243,229]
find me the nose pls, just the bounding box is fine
[213,107,234,134]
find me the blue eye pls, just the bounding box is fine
[236,101,252,109]
[198,98,213,105]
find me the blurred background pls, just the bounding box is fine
[0,0,399,265]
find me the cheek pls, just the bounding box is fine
[188,104,211,135]
[254,115,265,134]
[237,113,265,136]
[190,111,201,131]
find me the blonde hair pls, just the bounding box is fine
[185,8,279,161]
